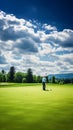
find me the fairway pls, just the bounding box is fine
[0,83,73,130]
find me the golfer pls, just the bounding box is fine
[42,76,46,90]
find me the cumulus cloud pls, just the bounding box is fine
[15,38,38,53]
[0,10,39,53]
[0,10,73,74]
[43,24,57,31]
[0,54,7,64]
[43,29,73,48]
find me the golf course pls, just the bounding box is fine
[0,83,73,130]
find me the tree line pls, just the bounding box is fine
[48,76,73,84]
[0,66,42,83]
[0,66,73,84]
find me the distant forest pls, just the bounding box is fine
[0,66,73,84]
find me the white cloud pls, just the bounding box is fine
[0,10,73,75]
[43,24,57,31]
[39,43,54,56]
[43,29,73,47]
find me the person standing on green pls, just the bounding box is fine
[42,76,46,90]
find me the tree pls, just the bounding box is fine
[8,66,15,82]
[37,75,42,83]
[1,70,6,82]
[52,76,55,83]
[33,75,37,83]
[22,78,27,83]
[26,68,33,83]
[71,78,73,84]
[2,70,5,74]
[15,72,26,83]
[0,72,2,82]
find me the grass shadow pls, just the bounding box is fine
[45,89,52,91]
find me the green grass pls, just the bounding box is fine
[0,83,73,130]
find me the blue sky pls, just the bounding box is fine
[0,0,73,75]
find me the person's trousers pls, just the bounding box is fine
[42,82,46,90]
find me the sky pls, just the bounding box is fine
[0,0,73,75]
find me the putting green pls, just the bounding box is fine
[0,83,73,130]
